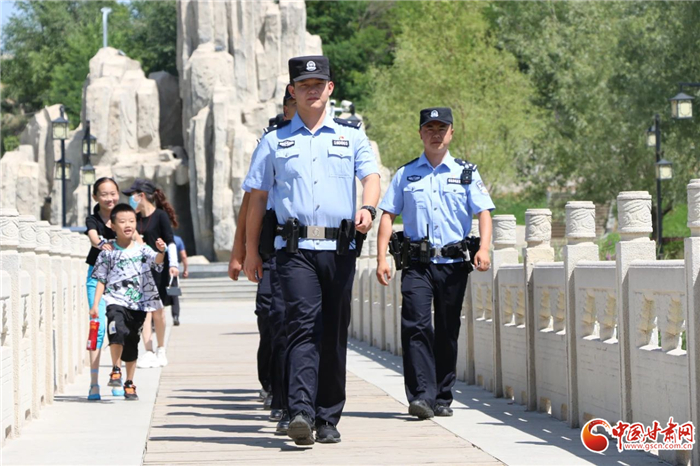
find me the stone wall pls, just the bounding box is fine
[0,210,90,445]
[351,181,700,466]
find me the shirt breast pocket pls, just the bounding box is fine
[403,185,427,209]
[327,148,353,178]
[444,186,467,211]
[274,150,302,180]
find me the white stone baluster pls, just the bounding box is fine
[0,209,19,442]
[458,218,480,384]
[70,233,85,373]
[59,230,75,384]
[523,209,554,411]
[563,201,599,427]
[685,179,700,466]
[491,214,519,397]
[35,221,53,407]
[615,192,654,424]
[18,216,37,425]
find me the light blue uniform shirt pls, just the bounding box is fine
[379,151,495,264]
[243,112,379,251]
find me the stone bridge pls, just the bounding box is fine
[1,181,698,465]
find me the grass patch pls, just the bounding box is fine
[491,192,548,225]
[663,204,690,238]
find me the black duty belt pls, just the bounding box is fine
[298,225,341,240]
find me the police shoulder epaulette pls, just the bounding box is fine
[333,117,362,129]
[399,157,419,169]
[271,119,292,132]
[262,125,276,135]
[455,158,477,171]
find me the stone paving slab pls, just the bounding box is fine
[143,321,501,465]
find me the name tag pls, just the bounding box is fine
[447,178,467,184]
[278,140,295,148]
[332,139,350,147]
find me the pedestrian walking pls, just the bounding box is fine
[376,107,494,419]
[122,179,180,368]
[243,55,380,445]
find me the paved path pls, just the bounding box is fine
[1,297,668,465]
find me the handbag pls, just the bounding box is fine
[166,275,182,297]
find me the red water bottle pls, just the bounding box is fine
[86,320,99,351]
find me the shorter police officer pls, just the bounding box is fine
[377,107,494,419]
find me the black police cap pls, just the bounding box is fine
[288,56,331,83]
[419,107,453,128]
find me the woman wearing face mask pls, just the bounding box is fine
[85,177,120,400]
[122,179,180,368]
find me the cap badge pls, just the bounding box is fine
[306,61,317,71]
[430,110,439,118]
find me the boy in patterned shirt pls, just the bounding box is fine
[91,204,166,400]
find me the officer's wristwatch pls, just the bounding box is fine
[361,205,377,221]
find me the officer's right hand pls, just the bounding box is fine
[244,252,264,284]
[228,256,244,281]
[376,259,392,286]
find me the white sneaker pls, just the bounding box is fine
[137,350,158,369]
[156,347,168,367]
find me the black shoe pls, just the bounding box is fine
[434,404,453,417]
[258,388,268,401]
[173,315,180,326]
[269,409,284,422]
[315,421,341,444]
[275,411,290,435]
[287,413,314,445]
[408,400,434,419]
[263,394,273,410]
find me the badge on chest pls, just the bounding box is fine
[278,140,295,148]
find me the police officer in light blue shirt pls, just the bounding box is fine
[243,55,380,446]
[377,107,494,420]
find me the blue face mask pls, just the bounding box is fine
[129,195,140,210]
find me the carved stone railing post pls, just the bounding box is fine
[60,230,75,384]
[685,179,700,466]
[35,221,53,406]
[491,214,519,397]
[18,216,37,425]
[459,219,480,384]
[523,209,554,411]
[0,209,19,442]
[50,226,67,393]
[70,233,86,373]
[616,192,655,424]
[563,201,599,427]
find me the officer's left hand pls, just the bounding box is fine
[474,249,491,272]
[355,209,373,234]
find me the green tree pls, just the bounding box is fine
[306,1,398,108]
[487,1,700,206]
[363,2,544,191]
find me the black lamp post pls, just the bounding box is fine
[51,106,70,227]
[81,121,97,217]
[647,114,672,258]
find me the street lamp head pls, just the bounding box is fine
[646,124,657,147]
[669,92,694,119]
[54,161,72,180]
[655,158,673,181]
[81,163,96,186]
[51,106,69,140]
[82,133,97,156]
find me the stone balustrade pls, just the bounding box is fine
[0,210,90,446]
[351,182,700,466]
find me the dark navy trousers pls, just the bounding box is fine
[276,249,356,426]
[401,261,470,407]
[255,259,274,392]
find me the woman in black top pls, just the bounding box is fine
[85,177,120,400]
[123,179,179,368]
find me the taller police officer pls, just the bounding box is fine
[243,56,380,445]
[377,107,494,419]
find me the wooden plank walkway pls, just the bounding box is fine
[143,321,501,465]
